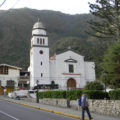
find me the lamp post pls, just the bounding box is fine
[104,72,107,93]
[36,80,39,103]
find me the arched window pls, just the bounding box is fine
[37,38,39,44]
[43,38,45,45]
[41,62,42,66]
[40,38,42,44]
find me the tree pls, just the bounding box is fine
[85,81,104,90]
[89,0,120,42]
[101,42,120,88]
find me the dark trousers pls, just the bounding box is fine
[82,106,92,120]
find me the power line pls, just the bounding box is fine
[0,0,7,8]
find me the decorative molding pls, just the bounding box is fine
[32,34,48,37]
[64,58,77,63]
[62,73,80,75]
[33,28,47,30]
[32,45,49,48]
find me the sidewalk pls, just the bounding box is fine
[0,96,119,120]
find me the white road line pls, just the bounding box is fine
[0,110,19,120]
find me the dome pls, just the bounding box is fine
[33,21,45,29]
[32,20,47,36]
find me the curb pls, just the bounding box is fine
[1,98,89,120]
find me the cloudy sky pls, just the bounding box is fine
[0,0,95,14]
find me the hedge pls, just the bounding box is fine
[38,90,108,100]
[109,90,120,100]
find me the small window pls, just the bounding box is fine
[41,73,43,77]
[69,64,74,73]
[39,50,43,54]
[43,38,45,45]
[37,38,39,44]
[40,38,42,44]
[41,62,42,66]
[0,66,8,74]
[0,80,1,86]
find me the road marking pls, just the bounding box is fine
[0,110,19,120]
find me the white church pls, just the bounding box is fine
[28,20,96,90]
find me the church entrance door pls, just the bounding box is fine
[67,78,76,89]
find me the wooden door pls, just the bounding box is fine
[67,78,76,89]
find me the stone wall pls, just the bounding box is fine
[39,98,120,117]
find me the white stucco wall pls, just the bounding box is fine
[50,50,90,89]
[84,62,96,82]
[30,46,50,88]
[0,68,20,87]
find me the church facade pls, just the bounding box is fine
[29,20,96,89]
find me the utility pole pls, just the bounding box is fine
[36,80,39,103]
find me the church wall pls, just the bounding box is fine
[33,47,50,84]
[84,62,96,82]
[49,60,57,83]
[55,50,87,89]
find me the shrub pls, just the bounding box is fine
[83,90,108,99]
[85,81,104,90]
[38,90,107,100]
[66,90,82,100]
[109,90,120,100]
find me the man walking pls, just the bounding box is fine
[81,92,93,120]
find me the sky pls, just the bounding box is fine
[0,0,95,14]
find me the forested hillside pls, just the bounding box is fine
[0,8,110,75]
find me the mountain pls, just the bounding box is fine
[0,8,109,75]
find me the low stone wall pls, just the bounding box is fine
[39,98,120,117]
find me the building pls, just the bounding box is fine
[29,20,96,90]
[0,64,21,95]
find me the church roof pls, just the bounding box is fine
[33,20,45,29]
[50,53,56,60]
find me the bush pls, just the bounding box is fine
[38,90,66,99]
[38,89,108,100]
[85,81,104,90]
[109,90,120,100]
[83,90,108,99]
[66,90,82,100]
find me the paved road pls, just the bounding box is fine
[0,100,79,120]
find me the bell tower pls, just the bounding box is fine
[30,20,50,88]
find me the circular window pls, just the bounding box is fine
[39,50,43,54]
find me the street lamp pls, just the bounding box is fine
[36,80,39,103]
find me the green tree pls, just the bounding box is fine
[89,0,120,41]
[101,42,120,88]
[85,81,104,90]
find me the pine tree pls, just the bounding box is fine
[89,0,120,42]
[102,42,120,88]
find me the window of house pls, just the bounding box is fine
[41,62,43,66]
[69,64,74,73]
[0,80,1,86]
[0,66,8,74]
[37,38,39,44]
[40,38,42,44]
[7,80,14,87]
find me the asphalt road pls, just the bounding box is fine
[0,100,79,120]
